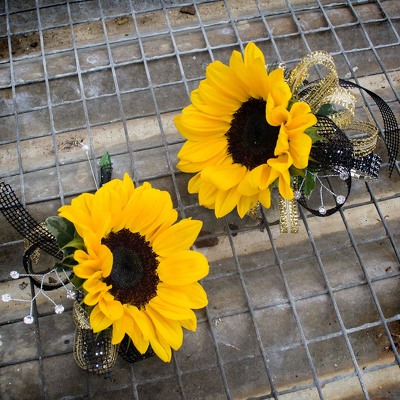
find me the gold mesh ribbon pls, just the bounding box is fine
[23,222,49,264]
[288,51,379,156]
[277,51,380,233]
[73,301,118,374]
[279,197,299,234]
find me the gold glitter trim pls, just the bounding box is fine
[248,202,262,221]
[23,222,50,264]
[73,301,118,374]
[279,196,299,234]
[73,300,92,330]
[346,121,379,157]
[288,50,378,155]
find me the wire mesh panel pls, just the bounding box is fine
[0,0,399,399]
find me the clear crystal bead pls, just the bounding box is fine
[24,315,34,324]
[54,304,64,314]
[294,191,302,200]
[10,271,20,279]
[2,294,11,302]
[336,195,346,205]
[318,206,327,215]
[66,290,76,299]
[339,170,349,180]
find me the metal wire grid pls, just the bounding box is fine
[0,0,399,399]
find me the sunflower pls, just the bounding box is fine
[58,173,209,362]
[175,42,317,218]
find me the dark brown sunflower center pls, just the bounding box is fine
[227,97,280,170]
[102,229,159,309]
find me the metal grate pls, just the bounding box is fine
[0,0,399,399]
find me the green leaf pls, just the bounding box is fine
[316,104,337,117]
[303,171,317,198]
[287,97,297,111]
[100,152,112,168]
[71,275,85,289]
[62,236,84,251]
[289,166,305,177]
[305,126,326,143]
[45,216,76,249]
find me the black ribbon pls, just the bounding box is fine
[339,79,399,176]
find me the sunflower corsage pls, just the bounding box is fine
[175,42,398,232]
[48,173,209,364]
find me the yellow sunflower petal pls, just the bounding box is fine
[80,230,102,258]
[58,193,94,237]
[197,180,218,208]
[244,41,266,68]
[111,308,133,345]
[201,163,247,191]
[237,164,271,195]
[237,193,259,218]
[285,112,317,136]
[177,151,228,174]
[214,186,242,218]
[274,126,290,156]
[146,208,179,244]
[73,260,98,279]
[152,219,203,257]
[75,241,112,278]
[258,188,271,208]
[82,272,109,293]
[90,304,113,333]
[179,317,197,331]
[229,49,247,77]
[127,320,150,355]
[269,81,292,109]
[99,295,124,321]
[265,167,280,189]
[84,289,105,306]
[122,172,135,193]
[277,170,294,200]
[268,152,293,174]
[137,189,178,239]
[124,183,171,234]
[289,133,312,169]
[157,250,209,285]
[267,101,290,127]
[157,282,208,309]
[265,68,285,92]
[178,137,228,163]
[205,60,249,102]
[182,103,233,123]
[150,332,172,362]
[174,112,230,142]
[116,309,151,356]
[188,173,202,193]
[190,89,233,117]
[144,306,183,351]
[90,186,113,237]
[148,296,196,321]
[229,43,270,99]
[289,101,312,118]
[197,80,242,115]
[127,305,153,340]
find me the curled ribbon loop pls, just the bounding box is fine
[276,49,399,231]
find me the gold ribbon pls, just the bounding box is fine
[277,51,380,233]
[288,50,379,156]
[23,222,49,265]
[73,301,118,374]
[279,196,299,234]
